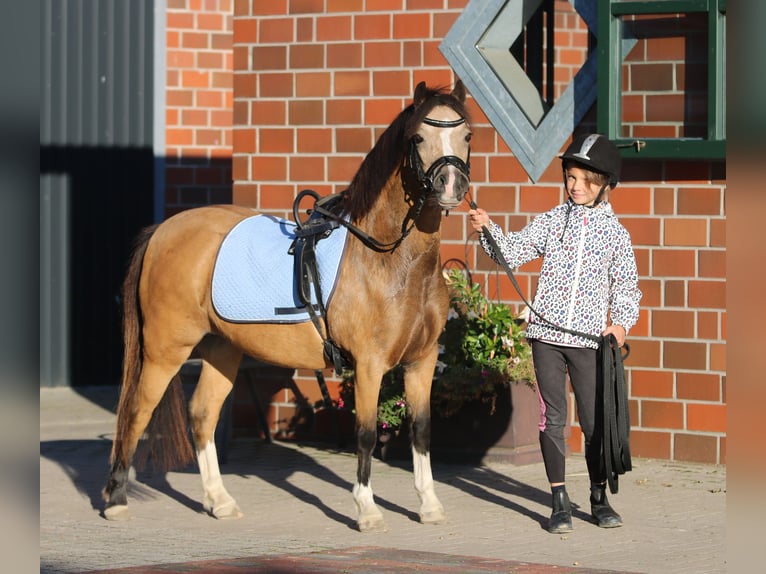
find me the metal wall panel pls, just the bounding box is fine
[42,0,153,147]
[41,0,156,387]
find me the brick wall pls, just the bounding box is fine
[171,0,726,464]
[164,0,234,217]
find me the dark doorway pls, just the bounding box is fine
[41,146,154,386]
[41,0,156,386]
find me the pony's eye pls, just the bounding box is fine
[465,133,472,143]
[412,134,424,145]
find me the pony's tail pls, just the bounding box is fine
[110,224,195,473]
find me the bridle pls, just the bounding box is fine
[408,116,471,203]
[305,113,471,254]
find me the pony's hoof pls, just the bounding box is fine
[103,504,131,521]
[214,507,244,520]
[357,515,388,533]
[208,501,244,520]
[419,508,446,525]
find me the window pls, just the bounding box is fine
[597,0,726,158]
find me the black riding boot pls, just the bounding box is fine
[548,488,573,533]
[590,483,622,528]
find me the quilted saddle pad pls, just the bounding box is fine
[211,214,348,323]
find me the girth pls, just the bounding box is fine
[289,190,351,375]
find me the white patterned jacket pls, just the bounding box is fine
[479,199,642,350]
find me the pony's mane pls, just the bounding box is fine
[341,85,470,221]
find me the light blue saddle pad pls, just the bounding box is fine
[211,214,348,323]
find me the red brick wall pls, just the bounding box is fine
[171,0,726,464]
[164,0,234,217]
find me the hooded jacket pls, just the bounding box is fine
[480,199,641,350]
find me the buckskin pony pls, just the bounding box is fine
[102,81,472,532]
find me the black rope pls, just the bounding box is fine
[601,334,632,494]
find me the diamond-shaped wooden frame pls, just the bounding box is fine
[440,0,599,182]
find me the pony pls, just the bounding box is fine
[102,81,472,532]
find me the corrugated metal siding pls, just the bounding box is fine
[41,0,155,387]
[41,0,153,147]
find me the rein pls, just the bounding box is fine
[601,333,632,493]
[468,197,632,493]
[309,192,422,254]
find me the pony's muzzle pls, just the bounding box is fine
[433,165,470,209]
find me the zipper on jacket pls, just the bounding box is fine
[564,212,588,344]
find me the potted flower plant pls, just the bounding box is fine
[432,269,535,418]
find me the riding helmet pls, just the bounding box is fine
[561,133,621,187]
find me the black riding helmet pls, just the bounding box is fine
[561,133,621,188]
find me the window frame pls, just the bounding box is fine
[597,0,726,159]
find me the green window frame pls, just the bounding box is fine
[597,0,726,159]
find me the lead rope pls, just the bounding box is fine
[468,198,631,493]
[601,333,632,493]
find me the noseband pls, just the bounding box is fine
[408,116,471,198]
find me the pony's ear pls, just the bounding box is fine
[451,79,466,103]
[413,81,428,107]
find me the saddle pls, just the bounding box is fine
[289,191,351,375]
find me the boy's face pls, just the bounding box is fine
[564,165,605,207]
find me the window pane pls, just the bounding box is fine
[619,12,708,139]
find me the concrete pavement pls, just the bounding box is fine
[40,385,726,573]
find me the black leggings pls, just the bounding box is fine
[531,340,605,485]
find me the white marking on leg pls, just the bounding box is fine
[353,481,386,532]
[412,447,445,524]
[197,440,242,519]
[352,481,375,511]
[413,448,434,494]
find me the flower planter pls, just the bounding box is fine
[430,382,542,465]
[375,381,542,465]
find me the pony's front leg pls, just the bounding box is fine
[405,360,446,525]
[189,346,243,520]
[351,368,387,532]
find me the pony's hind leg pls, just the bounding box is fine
[190,338,243,519]
[404,357,446,525]
[103,358,195,521]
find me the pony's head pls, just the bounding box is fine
[406,80,472,210]
[343,81,472,220]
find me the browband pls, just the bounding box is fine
[422,116,465,128]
